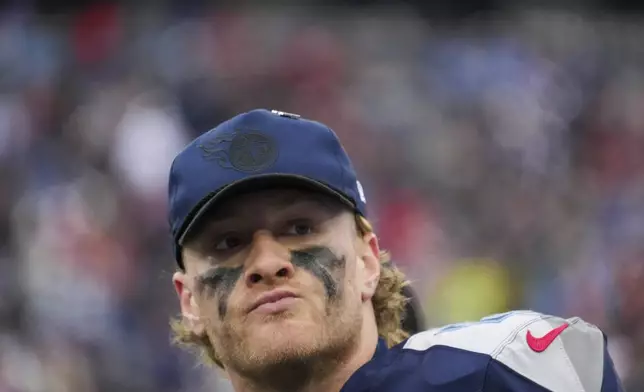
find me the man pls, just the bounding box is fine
[168,109,624,392]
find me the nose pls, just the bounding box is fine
[243,230,295,287]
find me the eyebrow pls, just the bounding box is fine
[200,193,345,230]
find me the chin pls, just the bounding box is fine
[218,309,360,380]
[247,317,325,357]
[257,314,320,340]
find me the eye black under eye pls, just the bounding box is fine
[196,269,223,289]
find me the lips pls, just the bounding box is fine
[249,290,299,313]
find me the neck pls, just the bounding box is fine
[228,321,379,392]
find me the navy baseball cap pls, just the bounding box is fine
[168,109,368,268]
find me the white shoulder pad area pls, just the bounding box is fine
[403,310,606,392]
[404,310,545,355]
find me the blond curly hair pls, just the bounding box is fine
[170,215,410,368]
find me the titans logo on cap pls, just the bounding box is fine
[198,130,279,173]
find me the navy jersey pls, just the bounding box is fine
[342,310,624,392]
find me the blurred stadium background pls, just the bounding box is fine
[1,0,644,391]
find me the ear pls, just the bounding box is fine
[358,232,381,302]
[173,271,205,335]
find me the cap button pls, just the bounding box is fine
[270,109,301,119]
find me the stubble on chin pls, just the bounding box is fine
[211,296,362,390]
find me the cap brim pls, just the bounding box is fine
[177,173,358,245]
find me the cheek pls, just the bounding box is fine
[328,256,361,307]
[196,266,244,319]
[347,255,373,300]
[195,295,222,323]
[329,250,359,296]
[197,285,245,325]
[342,255,360,286]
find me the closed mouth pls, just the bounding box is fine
[249,290,298,313]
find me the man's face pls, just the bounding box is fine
[173,188,380,377]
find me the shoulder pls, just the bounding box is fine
[403,310,602,355]
[346,310,623,392]
[399,310,609,392]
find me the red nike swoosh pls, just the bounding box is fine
[526,322,570,353]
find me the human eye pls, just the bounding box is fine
[284,220,315,236]
[213,233,244,251]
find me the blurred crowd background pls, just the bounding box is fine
[1,0,644,391]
